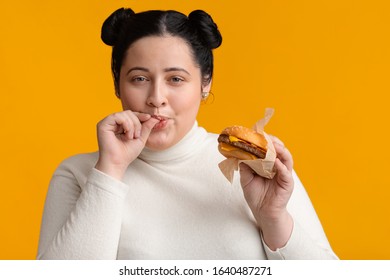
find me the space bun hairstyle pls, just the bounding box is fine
[101,8,222,96]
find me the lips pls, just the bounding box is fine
[151,115,167,121]
[151,114,169,130]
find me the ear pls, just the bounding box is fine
[201,79,212,93]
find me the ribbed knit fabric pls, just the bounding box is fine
[37,122,338,259]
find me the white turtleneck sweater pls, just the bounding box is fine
[37,123,338,260]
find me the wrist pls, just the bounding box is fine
[257,210,294,251]
[95,159,127,181]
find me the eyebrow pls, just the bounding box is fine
[126,67,149,75]
[164,67,191,75]
[126,67,190,76]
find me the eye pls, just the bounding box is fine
[170,76,184,83]
[131,76,149,83]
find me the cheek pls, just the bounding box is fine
[169,96,201,120]
[120,93,145,111]
[169,92,201,115]
[118,79,146,110]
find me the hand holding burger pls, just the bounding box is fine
[218,125,295,251]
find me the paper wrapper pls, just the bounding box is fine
[218,108,277,183]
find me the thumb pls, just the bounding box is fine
[139,117,159,143]
[239,163,255,188]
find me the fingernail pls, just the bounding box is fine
[135,129,141,138]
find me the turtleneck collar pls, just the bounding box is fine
[138,121,208,162]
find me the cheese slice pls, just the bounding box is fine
[229,135,241,142]
[219,142,240,151]
[218,142,258,160]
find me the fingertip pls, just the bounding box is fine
[137,112,152,121]
[274,143,293,172]
[274,158,285,172]
[144,116,158,128]
[275,158,292,179]
[269,134,285,146]
[139,117,159,141]
[150,117,160,125]
[273,141,284,152]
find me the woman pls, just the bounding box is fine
[37,8,338,259]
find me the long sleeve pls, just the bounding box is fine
[37,159,129,259]
[262,170,338,259]
[37,126,338,259]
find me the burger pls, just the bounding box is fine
[217,126,268,160]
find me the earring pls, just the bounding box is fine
[201,92,209,99]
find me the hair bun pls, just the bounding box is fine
[188,10,222,49]
[101,8,135,46]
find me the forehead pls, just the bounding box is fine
[123,35,198,69]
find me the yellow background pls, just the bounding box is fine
[1,0,389,260]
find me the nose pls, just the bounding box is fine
[146,82,167,108]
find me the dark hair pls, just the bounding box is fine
[101,8,222,96]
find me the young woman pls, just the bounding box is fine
[37,8,338,259]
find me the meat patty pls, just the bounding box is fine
[217,134,266,159]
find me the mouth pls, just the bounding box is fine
[151,114,169,130]
[151,114,168,121]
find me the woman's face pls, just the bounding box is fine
[119,35,210,151]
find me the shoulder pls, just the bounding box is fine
[53,152,99,180]
[196,129,228,169]
[200,129,223,155]
[204,130,219,146]
[46,152,99,194]
[197,126,219,145]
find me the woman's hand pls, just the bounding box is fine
[95,110,159,180]
[239,136,295,250]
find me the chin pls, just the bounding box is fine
[145,133,175,151]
